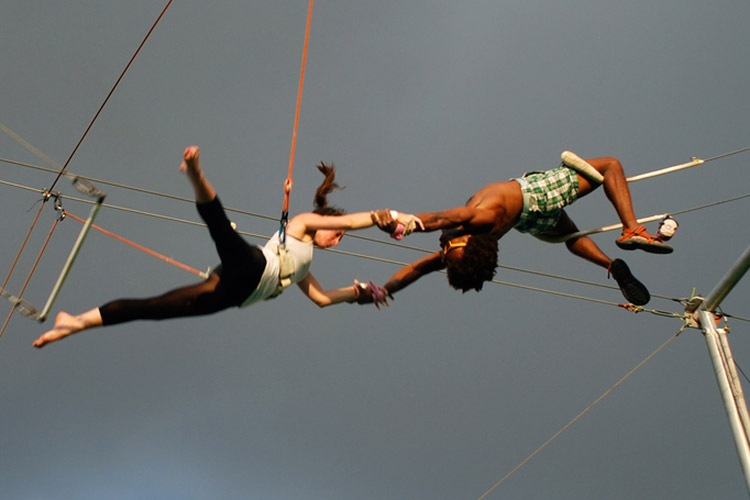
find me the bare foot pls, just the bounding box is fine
[180,145,202,177]
[33,311,88,348]
[179,145,215,203]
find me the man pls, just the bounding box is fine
[379,153,672,306]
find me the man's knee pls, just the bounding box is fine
[597,157,624,176]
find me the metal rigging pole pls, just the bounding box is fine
[688,244,750,494]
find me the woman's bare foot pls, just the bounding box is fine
[33,309,102,348]
[180,145,202,176]
[180,145,215,203]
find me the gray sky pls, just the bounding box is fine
[2,1,749,499]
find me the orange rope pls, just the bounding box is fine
[282,0,314,216]
[64,211,208,279]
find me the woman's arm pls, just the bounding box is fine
[297,273,390,308]
[289,212,375,235]
[287,210,422,239]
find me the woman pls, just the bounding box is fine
[33,146,420,348]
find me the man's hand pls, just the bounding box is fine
[371,210,424,240]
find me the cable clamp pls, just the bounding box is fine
[619,304,643,313]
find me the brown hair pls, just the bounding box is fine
[313,161,346,216]
[445,234,498,292]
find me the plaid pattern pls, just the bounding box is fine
[513,166,579,235]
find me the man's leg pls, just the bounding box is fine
[544,211,650,305]
[574,157,672,254]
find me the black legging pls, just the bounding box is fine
[99,197,266,326]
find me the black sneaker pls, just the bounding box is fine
[608,259,650,305]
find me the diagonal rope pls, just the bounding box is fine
[48,0,174,192]
[63,210,209,279]
[0,2,174,336]
[476,328,684,500]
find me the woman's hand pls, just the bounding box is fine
[370,210,424,240]
[353,280,393,309]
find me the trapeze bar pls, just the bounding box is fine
[534,213,667,244]
[37,189,106,322]
[626,158,704,183]
[561,151,604,184]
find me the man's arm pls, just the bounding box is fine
[416,207,496,233]
[384,251,446,295]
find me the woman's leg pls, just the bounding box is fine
[33,147,265,348]
[181,145,216,203]
[33,273,235,348]
[33,308,103,347]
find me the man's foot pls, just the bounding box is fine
[608,259,650,305]
[33,311,86,348]
[616,225,673,254]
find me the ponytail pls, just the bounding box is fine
[313,162,345,216]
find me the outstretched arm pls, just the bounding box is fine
[297,273,391,308]
[384,251,445,295]
[287,210,422,238]
[416,207,496,233]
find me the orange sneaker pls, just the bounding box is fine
[616,225,673,254]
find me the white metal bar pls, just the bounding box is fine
[718,329,750,443]
[534,213,666,244]
[626,158,704,183]
[700,311,750,494]
[703,244,750,313]
[695,244,750,494]
[37,198,104,322]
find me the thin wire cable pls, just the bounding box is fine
[3,142,748,245]
[2,175,748,320]
[4,155,750,261]
[48,0,174,192]
[0,2,174,335]
[476,328,683,500]
[0,157,278,222]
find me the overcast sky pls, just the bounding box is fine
[2,1,750,499]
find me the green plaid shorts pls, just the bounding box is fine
[513,166,579,235]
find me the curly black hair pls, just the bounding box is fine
[445,233,498,292]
